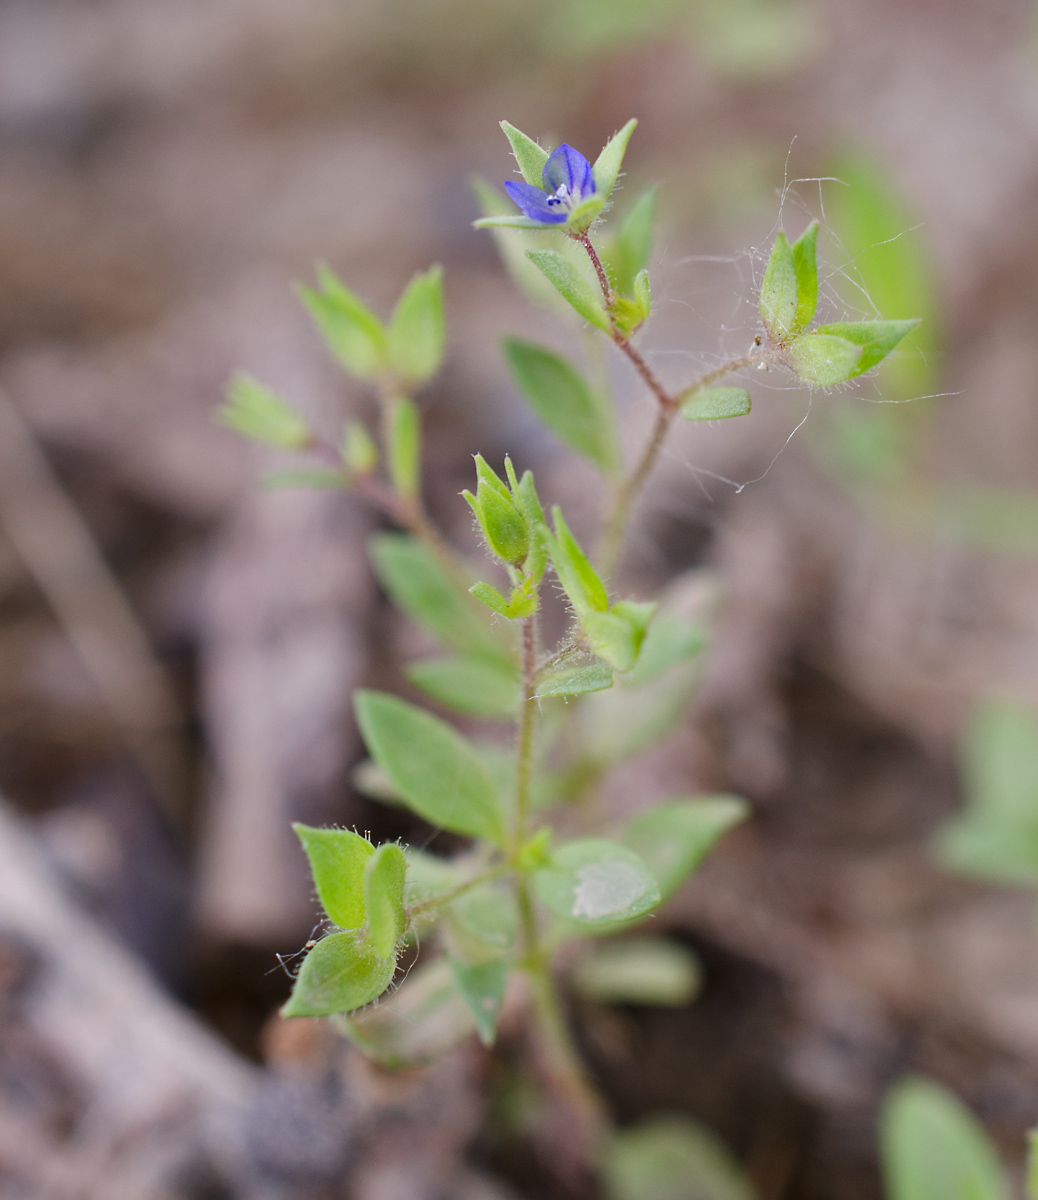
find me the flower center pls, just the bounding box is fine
[545,183,571,209]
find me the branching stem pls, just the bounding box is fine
[407,862,511,918]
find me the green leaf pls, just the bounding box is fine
[448,957,508,1047]
[581,661,699,763]
[500,120,549,186]
[583,609,643,674]
[386,396,421,499]
[791,220,820,332]
[388,265,445,386]
[933,698,1038,884]
[533,838,660,927]
[573,937,700,1007]
[402,846,461,907]
[593,118,638,199]
[354,690,506,845]
[406,654,519,719]
[622,616,705,686]
[464,453,528,564]
[549,507,609,614]
[633,268,651,317]
[469,579,537,620]
[679,387,751,422]
[526,250,611,332]
[299,266,387,381]
[473,214,557,230]
[785,332,862,386]
[292,823,374,929]
[622,796,748,900]
[281,931,396,1018]
[261,469,347,490]
[815,319,920,377]
[602,1116,757,1200]
[759,231,798,341]
[1027,1128,1038,1199]
[535,661,614,699]
[447,879,518,962]
[611,187,657,295]
[881,1077,1010,1200]
[502,338,618,472]
[369,533,509,665]
[341,421,377,474]
[217,373,311,449]
[364,843,407,958]
[337,958,474,1067]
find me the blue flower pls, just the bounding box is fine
[504,144,596,226]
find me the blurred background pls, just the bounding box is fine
[2,0,1038,1197]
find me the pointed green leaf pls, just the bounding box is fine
[448,956,508,1046]
[815,319,920,377]
[573,937,700,1007]
[679,387,751,421]
[881,1077,1010,1200]
[759,231,798,341]
[592,118,638,199]
[217,374,311,449]
[292,823,374,929]
[446,881,518,963]
[526,250,611,332]
[549,507,609,615]
[535,661,613,699]
[603,1116,756,1200]
[369,533,509,665]
[502,338,618,472]
[281,931,396,1017]
[473,214,557,230]
[364,843,407,958]
[791,220,820,332]
[533,838,660,927]
[622,796,748,901]
[406,654,519,719]
[609,187,657,296]
[633,268,651,316]
[469,580,513,617]
[786,332,862,386]
[261,469,347,490]
[388,265,445,386]
[299,267,387,381]
[500,121,550,186]
[354,690,506,845]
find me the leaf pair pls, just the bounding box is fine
[300,264,445,388]
[283,826,407,1017]
[759,221,919,386]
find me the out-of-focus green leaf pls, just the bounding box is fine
[815,319,919,377]
[622,797,748,900]
[536,661,614,699]
[759,231,798,341]
[623,616,705,686]
[581,661,699,764]
[448,956,508,1046]
[502,338,618,472]
[364,843,407,958]
[791,220,820,333]
[602,1115,757,1200]
[338,958,474,1067]
[573,937,700,1007]
[406,654,519,719]
[217,374,311,449]
[342,420,378,474]
[386,396,421,499]
[881,1077,1010,1200]
[292,824,374,929]
[604,187,658,297]
[942,487,1038,555]
[680,388,751,421]
[388,265,445,386]
[299,266,387,381]
[534,838,660,927]
[446,880,518,963]
[368,533,511,665]
[261,469,348,490]
[934,697,1038,884]
[281,931,396,1018]
[354,690,506,845]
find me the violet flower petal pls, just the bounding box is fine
[504,180,568,224]
[542,144,595,201]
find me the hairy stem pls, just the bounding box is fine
[513,614,538,851]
